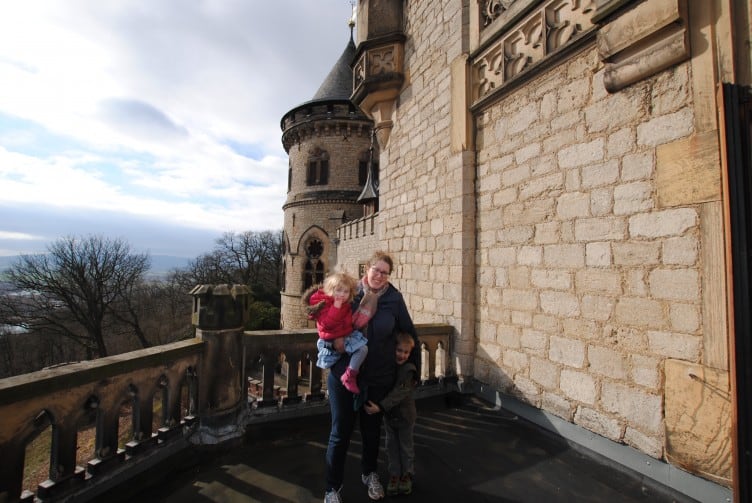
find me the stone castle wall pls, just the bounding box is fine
[379,0,465,325]
[335,212,381,280]
[349,0,726,471]
[331,0,740,484]
[473,50,697,458]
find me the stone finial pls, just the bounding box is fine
[189,284,251,330]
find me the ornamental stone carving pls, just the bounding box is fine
[482,0,518,27]
[353,44,401,89]
[472,0,596,104]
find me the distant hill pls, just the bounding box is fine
[0,256,16,272]
[147,255,192,278]
[0,254,191,280]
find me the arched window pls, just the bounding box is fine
[303,238,325,289]
[307,148,329,186]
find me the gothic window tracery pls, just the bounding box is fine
[303,238,325,289]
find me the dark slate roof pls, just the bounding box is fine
[310,35,356,102]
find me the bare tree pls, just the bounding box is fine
[166,230,282,329]
[215,230,282,289]
[175,250,229,289]
[177,230,283,295]
[0,328,13,377]
[3,235,151,358]
[128,277,193,346]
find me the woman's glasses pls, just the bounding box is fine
[370,266,390,277]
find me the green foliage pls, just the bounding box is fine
[245,301,280,330]
[249,281,281,308]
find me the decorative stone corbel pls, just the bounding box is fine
[371,100,395,148]
[351,38,405,149]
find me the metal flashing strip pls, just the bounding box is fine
[471,381,733,503]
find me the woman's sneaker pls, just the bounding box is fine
[399,474,412,495]
[386,475,400,496]
[324,486,343,503]
[361,472,384,500]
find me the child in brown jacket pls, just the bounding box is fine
[363,331,418,495]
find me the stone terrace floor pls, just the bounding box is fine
[127,394,699,503]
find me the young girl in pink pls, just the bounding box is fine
[306,271,368,394]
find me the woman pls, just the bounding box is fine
[323,251,420,503]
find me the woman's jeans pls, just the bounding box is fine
[325,370,387,491]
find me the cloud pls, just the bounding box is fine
[98,98,188,141]
[0,204,223,258]
[0,0,354,258]
[0,231,42,241]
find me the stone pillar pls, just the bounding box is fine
[189,284,250,444]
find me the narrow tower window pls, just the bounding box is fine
[307,148,329,186]
[287,161,292,192]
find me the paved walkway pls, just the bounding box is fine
[136,395,698,503]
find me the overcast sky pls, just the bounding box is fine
[0,1,355,258]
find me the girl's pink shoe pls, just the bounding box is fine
[340,367,360,394]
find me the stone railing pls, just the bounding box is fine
[336,212,379,242]
[0,283,455,503]
[243,324,455,424]
[0,339,203,503]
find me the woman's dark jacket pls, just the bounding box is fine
[331,282,419,396]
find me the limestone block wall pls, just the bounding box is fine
[473,48,698,458]
[335,0,734,481]
[335,212,381,280]
[379,1,467,330]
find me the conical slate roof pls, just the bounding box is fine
[310,35,356,101]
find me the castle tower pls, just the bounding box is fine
[279,29,375,329]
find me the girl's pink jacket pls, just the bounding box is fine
[309,289,354,340]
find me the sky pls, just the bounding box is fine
[0,1,356,258]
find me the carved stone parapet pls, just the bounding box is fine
[280,102,371,152]
[474,0,541,50]
[351,36,405,149]
[471,0,596,105]
[281,119,371,152]
[596,0,689,92]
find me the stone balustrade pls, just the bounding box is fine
[0,323,454,502]
[0,339,204,502]
[336,212,378,241]
[243,324,454,419]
